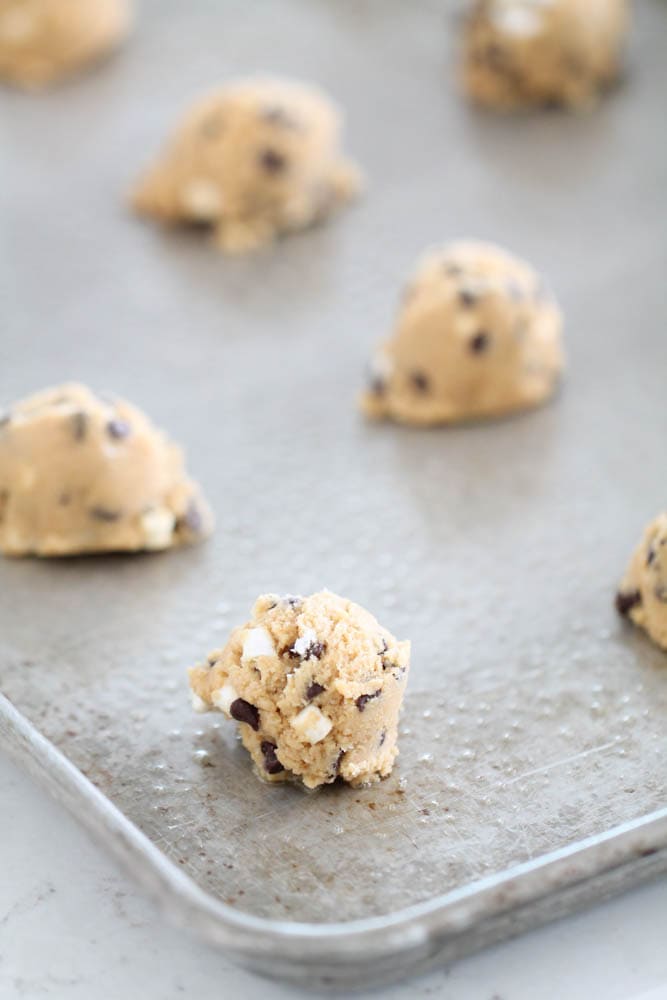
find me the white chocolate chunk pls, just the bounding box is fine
[212,682,239,715]
[191,692,208,713]
[242,626,275,661]
[290,704,332,744]
[181,179,223,220]
[292,627,319,658]
[140,507,176,550]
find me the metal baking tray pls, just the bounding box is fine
[2,0,667,989]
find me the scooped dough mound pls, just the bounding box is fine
[616,513,667,651]
[462,0,628,111]
[131,76,362,253]
[360,240,564,426]
[0,0,131,89]
[0,383,213,557]
[189,591,410,789]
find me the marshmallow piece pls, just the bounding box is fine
[290,704,333,744]
[181,179,223,220]
[141,507,176,550]
[242,626,275,661]
[212,682,239,715]
[191,692,208,713]
[292,627,319,658]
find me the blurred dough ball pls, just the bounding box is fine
[0,0,131,89]
[360,241,564,426]
[461,0,629,111]
[131,76,362,254]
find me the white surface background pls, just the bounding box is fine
[2,754,667,999]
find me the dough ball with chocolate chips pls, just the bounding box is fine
[131,76,362,254]
[360,240,564,426]
[616,513,667,651]
[189,591,410,789]
[461,0,628,111]
[0,383,213,557]
[0,0,131,90]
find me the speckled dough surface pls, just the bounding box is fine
[616,513,667,651]
[189,591,410,789]
[0,0,130,89]
[0,383,213,557]
[462,0,629,111]
[361,240,564,426]
[132,77,362,253]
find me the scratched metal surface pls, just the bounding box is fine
[1,0,667,928]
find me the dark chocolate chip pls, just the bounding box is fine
[260,740,284,774]
[379,638,389,655]
[331,749,345,776]
[180,499,203,535]
[288,638,326,662]
[230,698,260,730]
[381,658,397,672]
[283,595,302,608]
[259,148,287,173]
[71,411,88,441]
[261,105,299,129]
[615,590,642,617]
[107,418,131,440]
[0,411,11,429]
[469,331,490,354]
[356,689,382,712]
[306,682,325,701]
[379,728,386,747]
[411,372,430,393]
[459,288,478,308]
[89,506,121,523]
[647,546,656,566]
[392,666,407,681]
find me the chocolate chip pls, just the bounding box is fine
[647,546,656,566]
[370,376,386,396]
[259,148,287,173]
[179,500,203,535]
[459,288,478,307]
[615,590,641,617]
[306,682,325,701]
[379,638,389,655]
[71,411,88,441]
[283,595,302,608]
[0,411,11,429]
[469,331,490,354]
[356,690,381,712]
[261,105,299,129]
[331,749,345,776]
[411,372,430,393]
[89,506,121,522]
[288,638,326,662]
[381,658,397,672]
[260,740,284,774]
[107,418,131,440]
[379,729,386,747]
[58,492,71,506]
[230,698,260,730]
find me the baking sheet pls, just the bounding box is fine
[2,0,667,983]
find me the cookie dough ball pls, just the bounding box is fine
[189,591,410,789]
[0,0,131,90]
[131,77,362,254]
[616,513,667,651]
[360,241,564,426]
[0,383,213,557]
[462,0,629,111]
